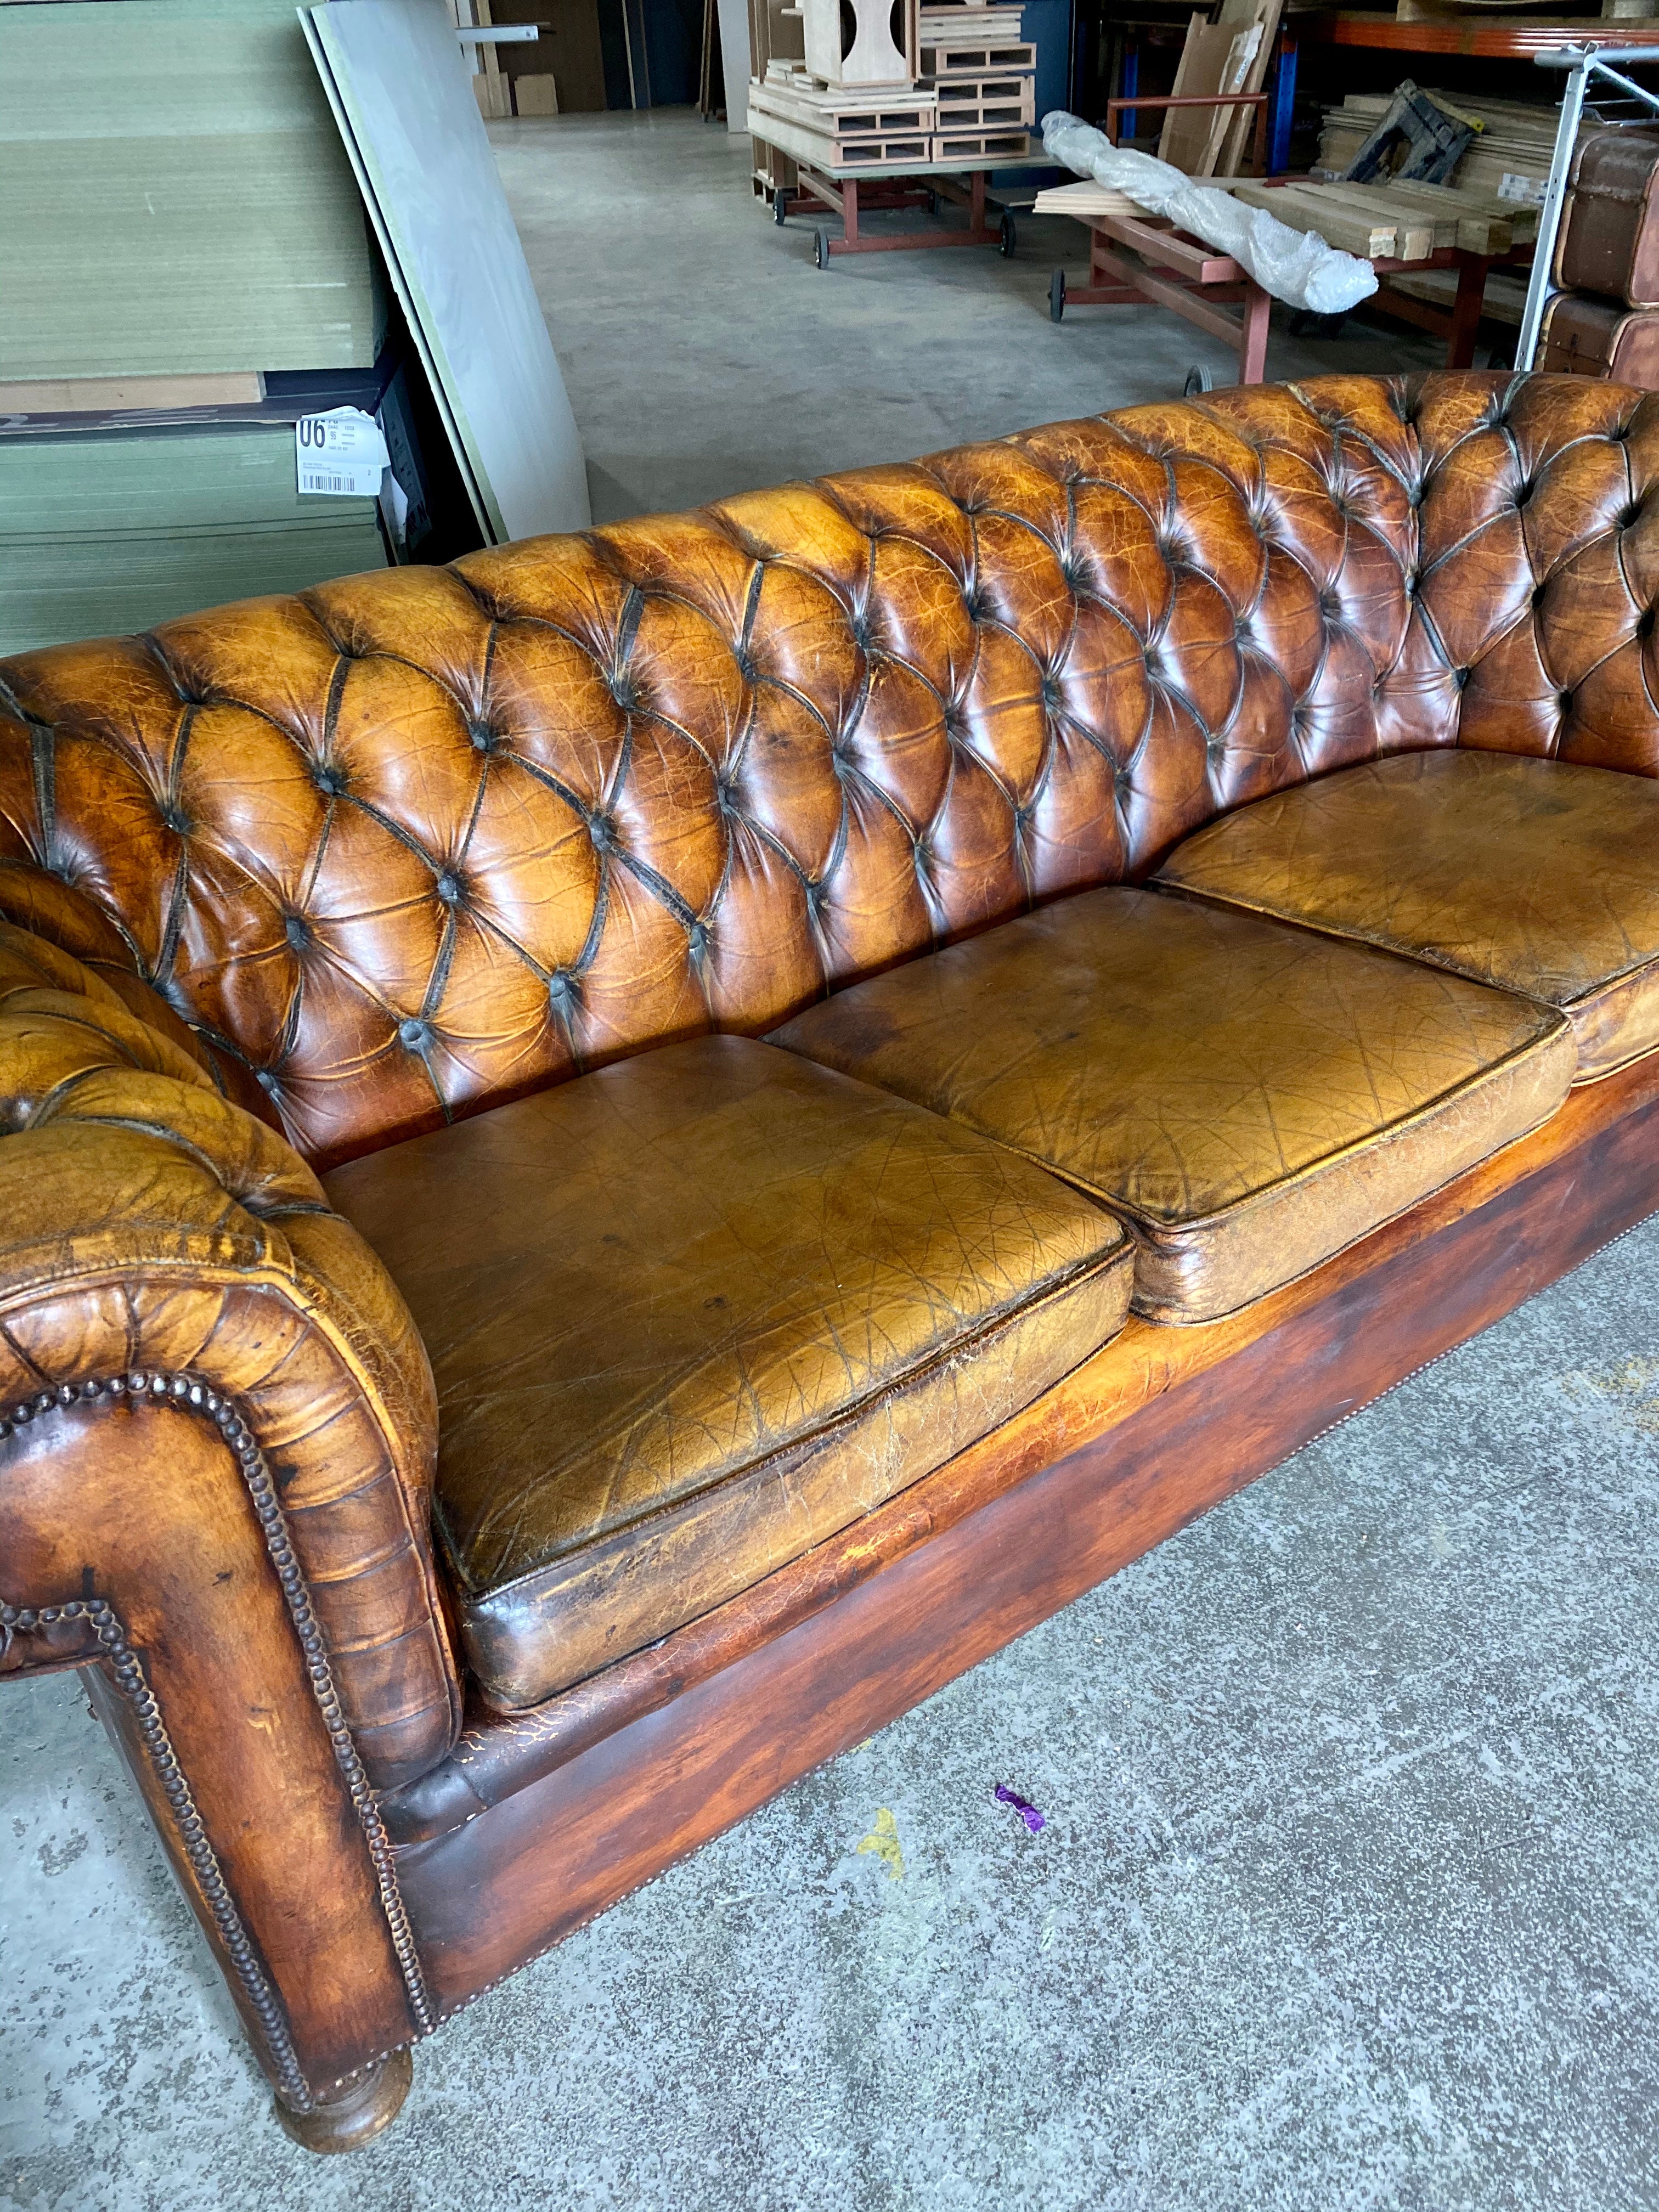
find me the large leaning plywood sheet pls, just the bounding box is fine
[0,0,383,379]
[302,0,589,540]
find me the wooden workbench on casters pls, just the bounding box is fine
[761,145,1023,262]
[1049,162,1534,385]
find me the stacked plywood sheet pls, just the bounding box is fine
[0,0,386,380]
[0,425,386,657]
[1316,89,1585,207]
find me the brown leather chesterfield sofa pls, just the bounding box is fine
[5,371,1659,2152]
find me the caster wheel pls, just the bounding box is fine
[1000,210,1017,257]
[1183,364,1215,396]
[814,225,831,269]
[774,188,790,225]
[1049,267,1066,323]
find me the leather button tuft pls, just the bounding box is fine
[255,1068,279,1094]
[436,871,462,906]
[469,719,499,753]
[397,1018,431,1051]
[548,970,577,1005]
[588,812,617,852]
[284,915,312,952]
[687,920,710,958]
[1621,502,1644,529]
[608,672,640,712]
[314,763,348,797]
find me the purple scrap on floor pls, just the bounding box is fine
[994,1784,1046,1834]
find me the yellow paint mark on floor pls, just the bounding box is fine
[856,1807,904,1880]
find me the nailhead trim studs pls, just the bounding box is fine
[0,1369,437,2096]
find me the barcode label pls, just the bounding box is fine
[1498,172,1548,207]
[296,407,390,498]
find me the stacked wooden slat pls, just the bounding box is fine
[1316,89,1585,208]
[1223,175,1533,260]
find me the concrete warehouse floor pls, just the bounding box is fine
[493,107,1447,522]
[6,109,1649,2212]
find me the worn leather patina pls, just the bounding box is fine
[1155,751,1659,1082]
[5,374,1659,2127]
[0,916,459,1790]
[325,1034,1132,1707]
[6,374,1655,1175]
[770,887,1575,1321]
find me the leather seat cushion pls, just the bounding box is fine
[769,887,1575,1324]
[324,1035,1132,1709]
[1154,752,1659,1083]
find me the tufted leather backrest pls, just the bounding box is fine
[3,372,1656,1168]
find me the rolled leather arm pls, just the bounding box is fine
[0,920,460,1789]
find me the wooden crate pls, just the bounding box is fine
[920,36,1035,73]
[930,127,1034,159]
[935,73,1035,127]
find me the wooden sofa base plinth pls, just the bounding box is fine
[390,1050,1659,2016]
[274,2048,414,2155]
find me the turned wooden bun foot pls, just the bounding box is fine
[274,2046,413,2154]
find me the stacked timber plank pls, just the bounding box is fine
[1031,177,1142,218]
[1223,175,1534,259]
[1316,89,1585,207]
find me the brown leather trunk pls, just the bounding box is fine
[1538,289,1659,387]
[1555,126,1659,308]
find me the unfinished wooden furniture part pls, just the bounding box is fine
[9,373,1659,2155]
[798,0,916,86]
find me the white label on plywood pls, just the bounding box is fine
[296,406,390,496]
